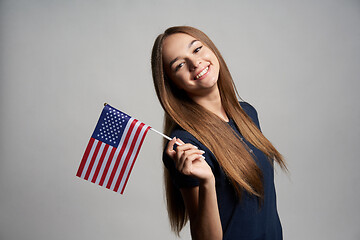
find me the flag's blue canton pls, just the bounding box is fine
[92,105,131,148]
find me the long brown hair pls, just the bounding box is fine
[151,26,287,235]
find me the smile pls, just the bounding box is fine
[195,66,209,80]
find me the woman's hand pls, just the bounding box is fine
[166,137,222,240]
[166,137,214,182]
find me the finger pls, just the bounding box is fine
[181,148,205,158]
[166,137,177,158]
[175,145,195,164]
[177,149,205,172]
[181,154,206,175]
[175,147,190,170]
[175,146,186,168]
[175,144,200,163]
[176,142,198,152]
[176,138,185,145]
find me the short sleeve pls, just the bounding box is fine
[163,151,200,188]
[240,101,262,131]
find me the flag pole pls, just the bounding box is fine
[150,128,172,141]
[150,128,182,146]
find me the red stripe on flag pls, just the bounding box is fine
[119,126,151,194]
[106,119,138,189]
[76,138,95,177]
[99,147,117,186]
[113,122,145,192]
[91,144,109,183]
[84,141,102,180]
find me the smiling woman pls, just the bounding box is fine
[162,33,220,100]
[151,26,287,240]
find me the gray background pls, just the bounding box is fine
[1,0,359,239]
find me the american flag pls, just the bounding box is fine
[76,104,151,194]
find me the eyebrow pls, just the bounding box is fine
[169,39,199,68]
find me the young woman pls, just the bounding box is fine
[151,26,287,240]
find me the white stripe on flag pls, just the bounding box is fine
[102,118,134,187]
[80,139,99,179]
[110,120,142,190]
[88,142,105,182]
[117,124,149,193]
[94,146,113,185]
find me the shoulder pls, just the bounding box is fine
[239,101,261,130]
[169,127,202,146]
[165,126,217,170]
[239,101,257,116]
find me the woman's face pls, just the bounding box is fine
[162,33,220,98]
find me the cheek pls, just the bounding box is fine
[204,51,219,67]
[165,68,183,86]
[212,56,220,71]
[210,52,219,65]
[168,73,187,90]
[201,51,211,59]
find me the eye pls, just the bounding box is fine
[194,46,203,53]
[175,62,184,72]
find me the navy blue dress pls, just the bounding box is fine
[163,102,282,240]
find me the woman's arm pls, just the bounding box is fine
[181,178,222,240]
[166,138,222,240]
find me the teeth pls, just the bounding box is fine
[195,67,209,79]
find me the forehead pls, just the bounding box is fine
[162,33,198,62]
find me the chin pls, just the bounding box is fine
[201,75,218,88]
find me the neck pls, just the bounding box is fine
[189,86,229,122]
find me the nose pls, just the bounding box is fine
[188,56,201,71]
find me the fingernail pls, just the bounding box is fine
[200,150,205,154]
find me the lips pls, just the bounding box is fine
[194,65,210,80]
